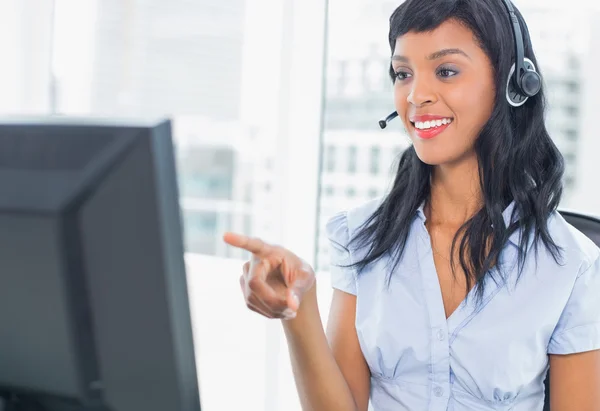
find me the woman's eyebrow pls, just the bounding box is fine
[391,48,471,62]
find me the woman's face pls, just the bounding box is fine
[392,19,496,166]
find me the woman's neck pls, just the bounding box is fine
[426,156,483,227]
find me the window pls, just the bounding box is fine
[183,211,219,254]
[244,215,253,237]
[564,153,576,166]
[565,129,578,141]
[348,145,358,173]
[370,146,381,174]
[46,0,326,410]
[343,60,364,97]
[244,183,253,203]
[326,145,336,172]
[366,59,385,91]
[565,175,575,190]
[566,105,579,116]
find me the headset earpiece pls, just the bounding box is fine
[506,57,540,107]
[520,60,542,97]
[501,0,542,108]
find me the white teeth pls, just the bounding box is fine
[413,118,452,130]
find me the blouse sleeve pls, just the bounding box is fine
[548,254,600,355]
[325,211,357,295]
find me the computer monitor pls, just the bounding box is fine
[0,117,201,411]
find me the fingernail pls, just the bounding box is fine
[292,292,300,308]
[283,308,296,319]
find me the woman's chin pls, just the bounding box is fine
[413,149,451,166]
[413,148,472,167]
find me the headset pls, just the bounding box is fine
[501,0,542,107]
[379,0,542,129]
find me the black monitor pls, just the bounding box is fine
[0,117,201,411]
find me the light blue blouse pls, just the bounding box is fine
[326,197,600,411]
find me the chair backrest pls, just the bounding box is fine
[543,210,600,410]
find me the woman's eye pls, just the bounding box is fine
[437,68,458,78]
[395,71,412,81]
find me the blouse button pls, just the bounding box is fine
[434,386,444,397]
[437,329,445,341]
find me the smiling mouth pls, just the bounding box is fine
[409,117,454,140]
[410,118,453,130]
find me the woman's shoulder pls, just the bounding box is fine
[325,196,385,245]
[546,209,600,270]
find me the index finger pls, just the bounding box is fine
[222,232,271,255]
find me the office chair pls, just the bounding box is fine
[543,210,600,410]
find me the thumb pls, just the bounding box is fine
[286,275,315,312]
[282,264,315,312]
[279,259,301,311]
[286,288,301,312]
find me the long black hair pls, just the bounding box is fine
[344,0,565,302]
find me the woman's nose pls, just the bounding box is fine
[407,77,436,107]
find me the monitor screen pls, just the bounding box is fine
[0,117,201,411]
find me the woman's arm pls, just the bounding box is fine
[223,231,369,411]
[549,350,600,410]
[282,286,371,411]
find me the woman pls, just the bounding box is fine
[224,0,600,409]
